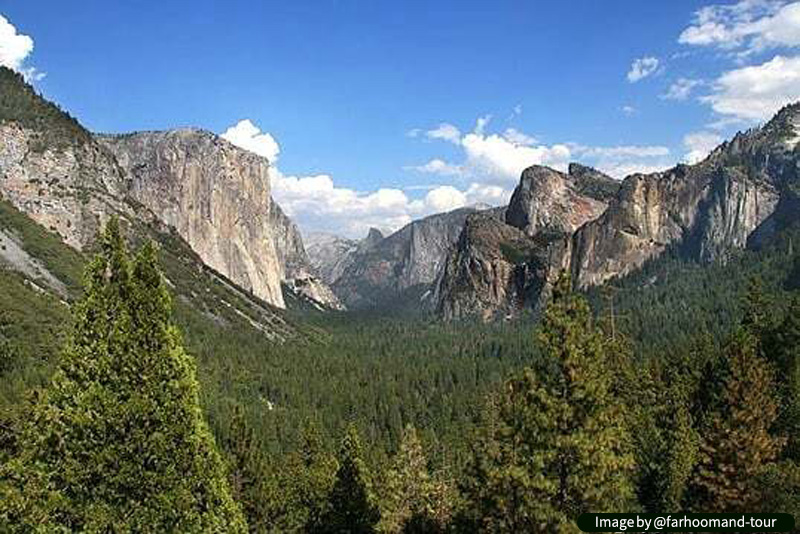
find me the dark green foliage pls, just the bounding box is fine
[499,242,529,264]
[458,274,635,532]
[0,67,91,151]
[315,424,380,534]
[690,330,785,512]
[0,219,246,532]
[263,420,338,533]
[775,295,800,461]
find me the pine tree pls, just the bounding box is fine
[741,276,775,350]
[0,219,246,532]
[661,403,699,510]
[775,295,800,461]
[283,419,337,532]
[222,404,274,531]
[379,425,449,533]
[691,329,785,512]
[316,424,380,534]
[459,273,636,532]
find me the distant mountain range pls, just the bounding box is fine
[1,64,799,325]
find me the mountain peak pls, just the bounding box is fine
[364,227,384,246]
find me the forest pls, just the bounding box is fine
[1,217,800,532]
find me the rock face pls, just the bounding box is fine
[270,202,309,280]
[331,206,490,308]
[304,232,360,285]
[98,129,287,308]
[436,165,616,319]
[434,213,567,320]
[506,165,614,237]
[269,204,344,310]
[436,104,800,319]
[0,69,133,249]
[571,104,798,288]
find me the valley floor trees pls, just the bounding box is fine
[2,224,800,531]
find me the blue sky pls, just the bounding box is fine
[3,1,800,237]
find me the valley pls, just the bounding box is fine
[1,11,800,528]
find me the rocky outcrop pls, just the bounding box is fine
[571,103,799,287]
[98,129,286,308]
[0,67,134,249]
[434,213,567,320]
[304,233,360,286]
[506,165,615,238]
[270,202,309,280]
[437,104,800,320]
[268,203,344,310]
[436,164,615,320]
[332,206,489,308]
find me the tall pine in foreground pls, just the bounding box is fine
[315,424,380,534]
[0,219,246,532]
[379,425,450,533]
[458,274,635,532]
[691,329,785,512]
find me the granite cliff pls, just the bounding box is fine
[0,66,338,314]
[436,165,616,319]
[435,104,800,319]
[98,129,287,308]
[328,206,493,309]
[0,68,134,250]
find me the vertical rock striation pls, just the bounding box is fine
[98,129,286,308]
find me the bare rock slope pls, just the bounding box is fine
[436,105,800,319]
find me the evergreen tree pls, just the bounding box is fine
[379,425,449,533]
[278,419,337,532]
[223,404,272,531]
[741,276,775,350]
[0,311,17,376]
[660,403,699,510]
[775,295,800,461]
[459,273,636,532]
[0,219,246,532]
[691,329,785,512]
[316,424,380,534]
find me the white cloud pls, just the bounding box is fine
[271,170,417,237]
[220,118,511,238]
[409,117,572,185]
[424,186,467,212]
[0,15,32,70]
[461,130,572,182]
[464,183,511,205]
[503,127,538,145]
[576,145,670,158]
[683,131,724,163]
[621,105,637,116]
[570,144,672,178]
[701,54,800,121]
[407,158,463,176]
[410,116,675,182]
[595,161,672,178]
[662,78,703,100]
[221,119,280,161]
[0,14,43,81]
[627,56,660,82]
[271,168,513,238]
[679,0,800,54]
[474,115,492,135]
[425,123,461,143]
